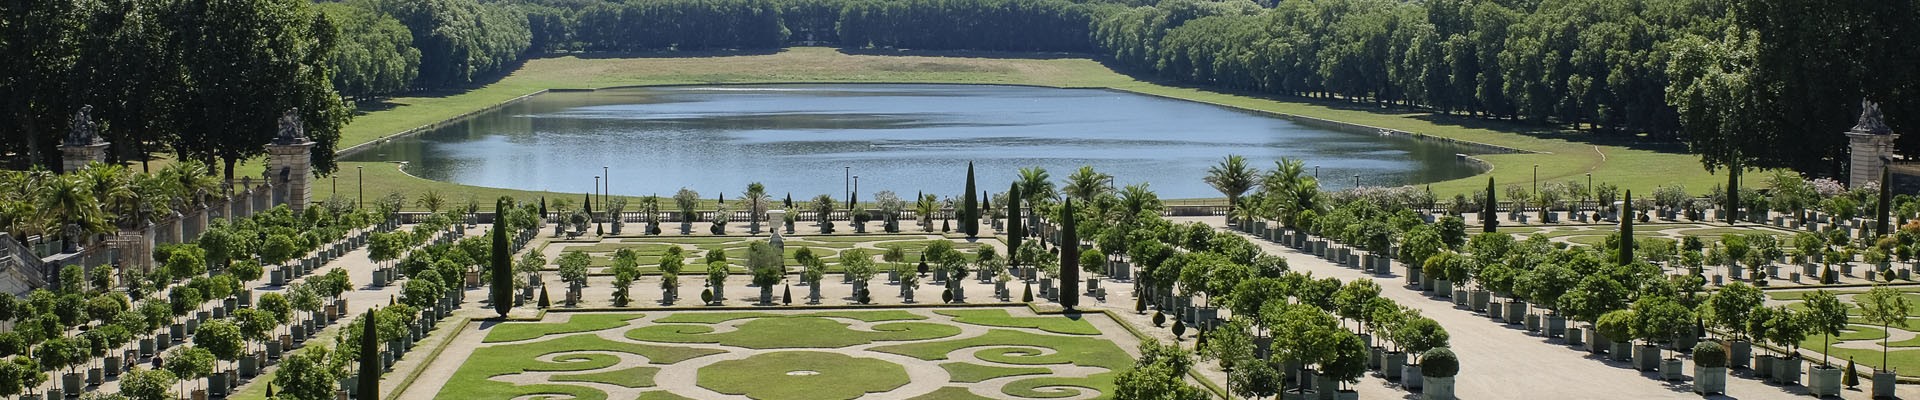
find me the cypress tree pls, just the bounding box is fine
[540,197,548,219]
[1483,177,1497,233]
[538,285,550,309]
[582,193,593,221]
[963,162,978,238]
[358,310,379,400]
[1878,164,1893,237]
[784,193,792,209]
[1060,198,1079,310]
[491,197,512,318]
[1620,189,1634,264]
[1007,183,1023,268]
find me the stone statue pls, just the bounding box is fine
[66,105,102,146]
[1855,99,1894,135]
[274,108,307,144]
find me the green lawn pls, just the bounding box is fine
[699,351,911,400]
[625,316,963,348]
[936,309,1101,335]
[302,47,1727,209]
[435,308,1134,399]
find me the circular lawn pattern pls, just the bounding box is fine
[697,351,910,399]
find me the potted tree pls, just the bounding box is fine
[1420,348,1459,400]
[163,347,214,400]
[1762,306,1808,385]
[193,320,243,397]
[1694,341,1729,394]
[674,188,700,235]
[1395,317,1449,389]
[1802,290,1849,396]
[1629,296,1691,379]
[1854,285,1909,398]
[610,249,641,307]
[556,250,590,307]
[1322,330,1368,400]
[748,241,783,305]
[898,264,920,303]
[660,247,685,304]
[1596,309,1637,363]
[706,261,730,305]
[1703,282,1763,369]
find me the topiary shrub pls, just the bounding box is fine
[857,288,871,304]
[701,289,714,305]
[942,288,954,304]
[1421,347,1459,378]
[1153,311,1166,327]
[782,285,792,306]
[1171,320,1186,340]
[1693,341,1727,368]
[1596,309,1637,343]
[1022,282,1034,302]
[1135,295,1147,314]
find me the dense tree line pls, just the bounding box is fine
[7,0,1912,180]
[1,0,350,177]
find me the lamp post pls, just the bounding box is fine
[594,176,601,222]
[845,166,851,208]
[603,165,610,211]
[852,176,859,211]
[1314,165,1320,179]
[1352,174,1359,189]
[1532,164,1540,195]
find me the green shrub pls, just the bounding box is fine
[1421,348,1459,378]
[1693,342,1727,368]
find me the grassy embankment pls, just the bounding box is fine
[312,47,1727,208]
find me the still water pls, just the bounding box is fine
[344,84,1481,199]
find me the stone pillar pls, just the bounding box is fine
[1847,100,1899,189]
[267,110,316,212]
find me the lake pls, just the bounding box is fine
[343,84,1482,199]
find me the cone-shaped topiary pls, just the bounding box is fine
[782,284,792,305]
[1022,282,1033,302]
[1693,342,1727,368]
[1135,295,1147,314]
[1483,177,1497,232]
[701,289,714,305]
[1844,357,1860,388]
[358,310,380,399]
[1421,348,1459,377]
[537,285,551,309]
[492,197,512,319]
[1153,311,1165,327]
[1171,320,1186,340]
[963,162,978,238]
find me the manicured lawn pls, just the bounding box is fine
[936,309,1100,335]
[942,362,1050,383]
[304,47,1727,209]
[625,316,963,348]
[485,313,643,343]
[437,334,725,400]
[698,351,910,400]
[435,308,1134,399]
[554,366,661,388]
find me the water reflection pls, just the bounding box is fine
[344,84,1481,198]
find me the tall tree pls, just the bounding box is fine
[172,0,351,178]
[0,0,85,168]
[357,310,379,399]
[1620,189,1634,263]
[1007,183,1023,270]
[962,162,978,238]
[1483,177,1496,232]
[491,197,511,318]
[1060,198,1079,310]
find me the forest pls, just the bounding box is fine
[1,0,1913,180]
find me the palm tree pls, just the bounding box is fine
[1260,158,1321,228]
[1117,183,1163,221]
[40,174,109,250]
[743,183,769,234]
[1204,155,1256,220]
[416,190,446,213]
[1016,167,1055,206]
[810,194,838,225]
[1064,166,1114,202]
[78,163,139,228]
